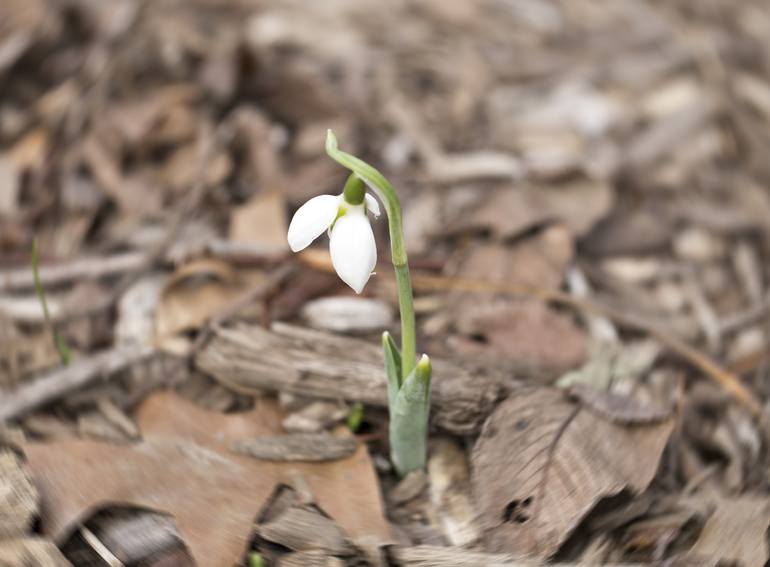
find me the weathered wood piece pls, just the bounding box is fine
[0,251,149,293]
[277,550,345,567]
[258,507,354,555]
[0,538,73,566]
[232,434,357,462]
[388,545,650,566]
[0,449,38,537]
[196,323,523,435]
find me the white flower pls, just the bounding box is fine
[288,192,380,293]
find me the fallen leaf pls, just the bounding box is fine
[229,191,289,253]
[472,387,674,559]
[565,383,673,424]
[447,225,574,292]
[445,227,584,374]
[7,128,49,172]
[156,258,265,337]
[82,134,161,215]
[105,86,199,148]
[689,496,770,567]
[23,391,391,567]
[451,299,587,376]
[456,179,613,240]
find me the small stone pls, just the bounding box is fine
[301,297,393,333]
[674,227,726,262]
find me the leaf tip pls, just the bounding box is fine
[325,128,338,155]
[417,354,431,376]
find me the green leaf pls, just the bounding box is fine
[32,239,71,365]
[389,355,432,476]
[382,331,402,410]
[346,401,365,433]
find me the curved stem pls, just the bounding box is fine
[326,130,416,377]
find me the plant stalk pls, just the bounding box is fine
[326,130,416,378]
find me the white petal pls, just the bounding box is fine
[365,193,381,217]
[329,212,377,293]
[287,195,340,252]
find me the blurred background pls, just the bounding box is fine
[2,0,770,565]
[3,0,770,377]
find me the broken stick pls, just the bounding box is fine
[0,345,155,422]
[195,322,526,435]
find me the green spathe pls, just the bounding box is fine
[389,354,432,476]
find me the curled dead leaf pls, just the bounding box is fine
[22,392,390,567]
[689,496,770,567]
[472,387,674,559]
[156,258,264,338]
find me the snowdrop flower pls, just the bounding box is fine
[287,174,380,293]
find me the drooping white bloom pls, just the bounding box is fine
[288,192,380,293]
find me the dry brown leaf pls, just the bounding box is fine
[451,299,587,376]
[105,86,199,147]
[457,179,613,239]
[156,258,265,337]
[160,142,232,194]
[81,134,161,215]
[23,391,390,567]
[229,191,289,253]
[447,225,574,292]
[7,128,49,172]
[472,387,674,559]
[445,227,583,373]
[689,496,770,567]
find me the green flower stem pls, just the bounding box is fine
[394,263,416,381]
[326,130,416,378]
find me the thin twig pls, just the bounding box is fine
[0,251,149,293]
[0,344,154,422]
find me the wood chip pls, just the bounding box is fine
[276,549,346,567]
[427,439,479,546]
[232,434,358,462]
[258,506,354,555]
[0,538,72,566]
[0,449,38,537]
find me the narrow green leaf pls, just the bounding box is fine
[32,239,71,365]
[382,331,402,410]
[390,355,432,476]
